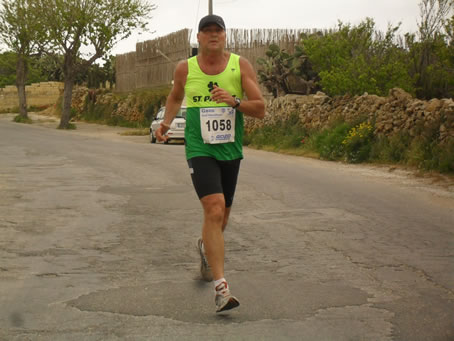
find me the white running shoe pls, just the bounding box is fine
[197,238,213,282]
[215,281,240,313]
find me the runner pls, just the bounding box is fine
[155,14,265,312]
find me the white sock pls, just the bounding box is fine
[214,278,227,292]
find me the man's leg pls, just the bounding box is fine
[189,157,240,311]
[222,206,231,232]
[202,158,240,279]
[200,188,233,279]
[219,158,240,233]
[200,193,239,312]
[200,193,226,280]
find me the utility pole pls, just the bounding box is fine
[209,0,213,14]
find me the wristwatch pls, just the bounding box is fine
[232,97,241,109]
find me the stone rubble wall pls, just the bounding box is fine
[0,82,64,111]
[246,88,454,143]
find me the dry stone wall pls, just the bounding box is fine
[0,82,63,111]
[246,88,454,143]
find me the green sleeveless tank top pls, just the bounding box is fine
[184,53,244,161]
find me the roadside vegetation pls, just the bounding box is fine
[243,116,454,173]
[258,0,454,100]
[247,0,454,174]
[12,113,32,123]
[70,86,170,131]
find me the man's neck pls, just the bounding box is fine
[197,50,230,75]
[198,50,228,64]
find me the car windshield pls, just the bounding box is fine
[176,108,186,119]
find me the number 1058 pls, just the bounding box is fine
[205,119,232,132]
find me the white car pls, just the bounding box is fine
[150,106,186,144]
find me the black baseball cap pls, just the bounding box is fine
[198,14,226,32]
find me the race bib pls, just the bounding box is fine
[200,107,236,144]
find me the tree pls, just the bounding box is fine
[36,0,155,129]
[0,51,17,87]
[418,0,452,41]
[86,56,116,89]
[302,19,414,97]
[102,55,116,89]
[35,54,64,82]
[0,51,62,87]
[406,0,454,99]
[0,0,43,120]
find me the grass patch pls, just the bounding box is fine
[1,105,51,114]
[120,128,149,136]
[0,107,19,114]
[309,122,352,160]
[245,119,454,174]
[57,122,77,130]
[13,114,33,124]
[105,114,148,128]
[244,112,309,150]
[76,86,170,129]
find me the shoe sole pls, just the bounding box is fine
[216,297,240,313]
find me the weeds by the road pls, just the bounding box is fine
[13,115,33,124]
[75,87,170,129]
[120,128,149,136]
[244,117,454,174]
[57,123,76,130]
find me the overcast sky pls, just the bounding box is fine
[111,0,422,55]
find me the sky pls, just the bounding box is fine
[111,0,422,56]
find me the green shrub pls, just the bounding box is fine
[246,125,277,148]
[74,86,170,128]
[245,116,452,173]
[244,113,307,150]
[57,122,76,130]
[13,115,33,124]
[436,139,454,173]
[302,19,414,97]
[83,101,112,122]
[342,122,374,163]
[310,122,352,160]
[372,133,412,163]
[406,137,454,172]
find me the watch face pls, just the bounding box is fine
[232,97,241,108]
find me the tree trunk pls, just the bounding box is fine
[16,54,28,119]
[58,77,74,129]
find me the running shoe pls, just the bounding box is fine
[215,281,240,313]
[197,238,213,282]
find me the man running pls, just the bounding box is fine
[155,14,265,312]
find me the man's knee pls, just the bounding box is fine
[201,194,225,224]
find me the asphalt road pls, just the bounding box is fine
[0,114,453,341]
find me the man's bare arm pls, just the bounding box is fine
[238,57,265,119]
[156,61,188,142]
[209,56,265,119]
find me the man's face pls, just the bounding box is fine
[197,24,226,50]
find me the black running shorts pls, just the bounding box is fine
[187,156,241,207]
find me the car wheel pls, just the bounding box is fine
[151,132,156,143]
